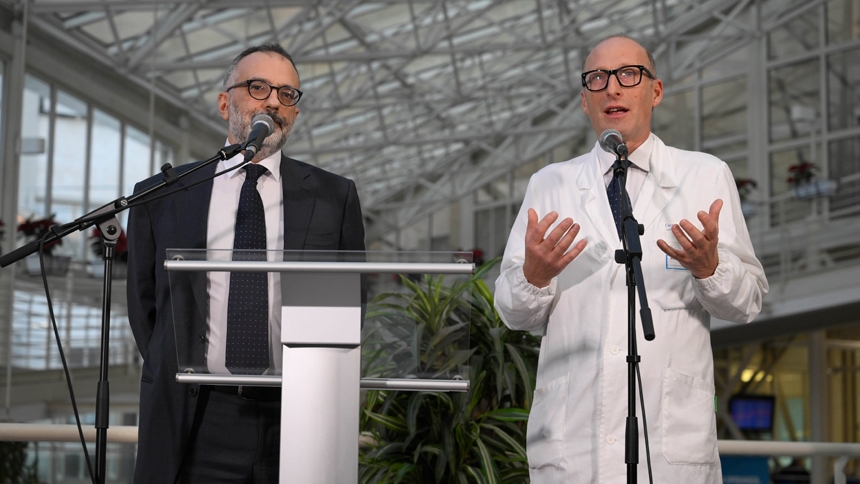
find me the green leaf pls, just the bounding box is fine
[485,408,530,422]
[406,393,424,437]
[505,343,533,408]
[364,410,407,433]
[483,424,527,460]
[475,437,500,484]
[465,465,488,484]
[394,463,416,483]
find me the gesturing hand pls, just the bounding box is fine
[656,199,722,279]
[522,209,587,288]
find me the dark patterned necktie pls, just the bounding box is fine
[607,162,631,240]
[226,164,269,375]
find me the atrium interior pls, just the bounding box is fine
[0,0,859,482]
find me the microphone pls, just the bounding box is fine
[599,129,628,157]
[242,114,275,162]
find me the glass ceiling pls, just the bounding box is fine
[8,0,823,237]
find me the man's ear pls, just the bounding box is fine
[581,89,589,116]
[218,92,230,121]
[651,78,664,108]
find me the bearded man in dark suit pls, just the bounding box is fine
[126,43,365,483]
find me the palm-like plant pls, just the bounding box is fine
[359,260,540,483]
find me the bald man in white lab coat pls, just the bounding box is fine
[494,35,768,483]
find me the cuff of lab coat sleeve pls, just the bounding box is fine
[691,247,733,295]
[515,266,557,296]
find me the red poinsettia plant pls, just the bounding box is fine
[787,162,817,188]
[90,227,129,262]
[18,215,63,254]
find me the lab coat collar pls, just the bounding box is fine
[597,133,653,180]
[576,133,679,247]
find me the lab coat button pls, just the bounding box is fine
[606,435,616,444]
[610,346,621,355]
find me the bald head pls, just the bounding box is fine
[583,35,656,75]
[579,34,663,154]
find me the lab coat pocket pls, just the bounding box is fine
[649,246,697,310]
[526,374,568,469]
[661,367,718,466]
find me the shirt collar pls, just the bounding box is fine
[223,138,282,182]
[598,132,654,176]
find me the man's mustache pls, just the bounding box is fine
[253,110,287,130]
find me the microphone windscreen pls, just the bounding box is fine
[599,129,623,154]
[250,114,275,137]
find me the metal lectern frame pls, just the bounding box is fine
[165,255,474,483]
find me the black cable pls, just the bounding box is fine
[37,237,97,484]
[79,158,249,226]
[9,156,249,484]
[1,156,248,271]
[21,159,248,484]
[635,362,654,484]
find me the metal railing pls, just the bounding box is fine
[751,173,860,283]
[1,426,857,483]
[719,440,860,484]
[0,423,137,443]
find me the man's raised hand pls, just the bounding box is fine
[522,209,587,288]
[656,199,722,279]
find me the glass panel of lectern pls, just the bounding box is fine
[165,249,473,390]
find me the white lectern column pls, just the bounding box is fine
[279,271,362,484]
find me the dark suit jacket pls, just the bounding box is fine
[126,154,366,483]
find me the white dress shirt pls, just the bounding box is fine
[598,132,654,205]
[206,146,284,374]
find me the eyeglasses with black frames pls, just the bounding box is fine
[225,79,303,107]
[581,65,654,92]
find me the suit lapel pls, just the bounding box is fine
[173,161,216,322]
[280,155,315,250]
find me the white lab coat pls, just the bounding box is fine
[494,135,768,483]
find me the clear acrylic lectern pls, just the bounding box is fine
[165,250,474,483]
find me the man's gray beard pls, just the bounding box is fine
[228,103,293,161]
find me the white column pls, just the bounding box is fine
[279,271,362,483]
[0,17,28,418]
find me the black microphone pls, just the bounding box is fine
[599,129,628,157]
[242,114,275,162]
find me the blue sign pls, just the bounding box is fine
[721,456,770,484]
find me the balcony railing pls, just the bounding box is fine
[1,424,858,484]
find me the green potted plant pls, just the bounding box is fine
[359,260,538,483]
[0,441,43,483]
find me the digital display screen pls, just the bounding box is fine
[730,395,775,432]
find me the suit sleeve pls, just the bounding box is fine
[338,179,367,319]
[692,163,769,323]
[126,185,157,358]
[339,179,366,251]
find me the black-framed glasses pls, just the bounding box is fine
[225,79,303,107]
[581,65,654,92]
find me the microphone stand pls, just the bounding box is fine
[611,153,656,484]
[0,143,243,484]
